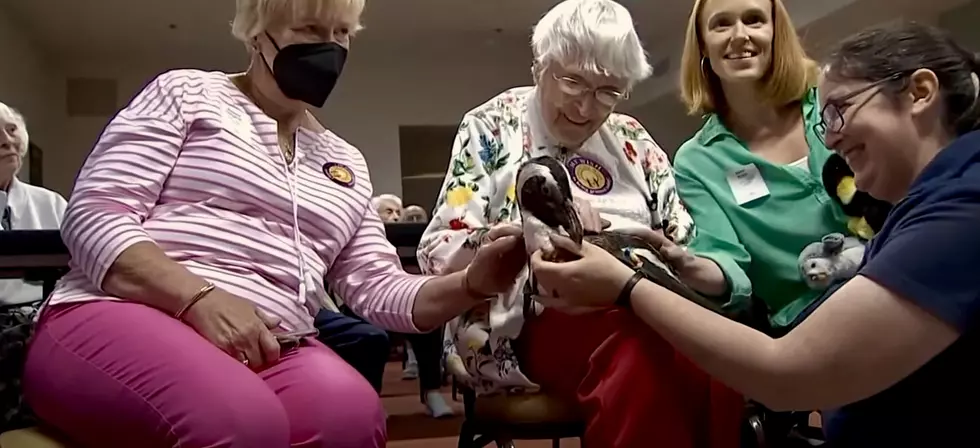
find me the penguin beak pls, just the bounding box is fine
[558,199,584,246]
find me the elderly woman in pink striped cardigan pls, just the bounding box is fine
[21,1,524,447]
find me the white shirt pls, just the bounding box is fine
[0,178,67,306]
[417,86,694,393]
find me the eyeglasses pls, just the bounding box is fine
[552,74,629,108]
[816,72,907,143]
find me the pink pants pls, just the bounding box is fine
[23,301,385,448]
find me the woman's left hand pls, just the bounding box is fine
[529,234,636,309]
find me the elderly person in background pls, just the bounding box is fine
[418,0,743,446]
[402,205,428,222]
[0,102,66,432]
[372,193,402,222]
[21,0,523,447]
[369,194,455,418]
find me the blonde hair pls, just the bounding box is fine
[231,0,365,43]
[531,0,652,86]
[679,0,817,116]
[0,102,29,158]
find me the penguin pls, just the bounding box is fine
[514,155,739,320]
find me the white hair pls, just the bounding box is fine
[0,102,29,158]
[371,194,402,210]
[531,0,652,86]
[231,0,365,43]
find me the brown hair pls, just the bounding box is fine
[824,21,980,136]
[679,0,817,116]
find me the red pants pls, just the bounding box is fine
[518,308,744,448]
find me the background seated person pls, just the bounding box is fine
[20,0,522,446]
[418,1,742,446]
[529,21,980,448]
[370,194,454,418]
[402,205,428,222]
[0,101,66,432]
[667,0,851,334]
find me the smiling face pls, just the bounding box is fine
[537,63,629,148]
[700,0,774,86]
[818,72,931,203]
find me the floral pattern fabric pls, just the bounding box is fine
[417,86,694,395]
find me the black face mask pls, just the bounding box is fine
[263,32,347,108]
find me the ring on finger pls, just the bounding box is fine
[237,352,249,366]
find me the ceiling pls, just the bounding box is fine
[3,0,691,64]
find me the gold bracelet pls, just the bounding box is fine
[174,282,216,321]
[461,268,491,300]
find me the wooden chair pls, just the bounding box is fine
[0,426,70,448]
[455,383,584,448]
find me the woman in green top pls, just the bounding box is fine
[667,0,850,332]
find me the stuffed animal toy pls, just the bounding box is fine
[798,232,866,290]
[822,153,892,240]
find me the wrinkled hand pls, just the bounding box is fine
[183,289,282,369]
[465,223,526,297]
[529,234,635,310]
[617,226,696,272]
[573,198,611,234]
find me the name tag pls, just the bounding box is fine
[727,164,770,205]
[222,104,253,141]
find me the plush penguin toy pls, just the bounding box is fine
[514,155,747,321]
[822,153,892,240]
[798,233,866,290]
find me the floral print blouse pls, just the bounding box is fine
[417,86,694,395]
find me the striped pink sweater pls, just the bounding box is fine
[48,69,429,332]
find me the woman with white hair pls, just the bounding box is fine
[418,0,743,445]
[21,1,524,447]
[0,101,66,431]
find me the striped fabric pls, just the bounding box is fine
[48,69,429,333]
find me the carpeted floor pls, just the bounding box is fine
[382,362,582,448]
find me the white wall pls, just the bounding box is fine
[8,0,979,197]
[51,48,532,197]
[941,0,980,50]
[0,7,64,184]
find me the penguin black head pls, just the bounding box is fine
[515,155,584,245]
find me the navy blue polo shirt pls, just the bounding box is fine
[822,131,980,446]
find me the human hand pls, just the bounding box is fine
[465,223,526,297]
[572,198,611,234]
[182,289,282,369]
[617,227,696,272]
[529,235,635,309]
